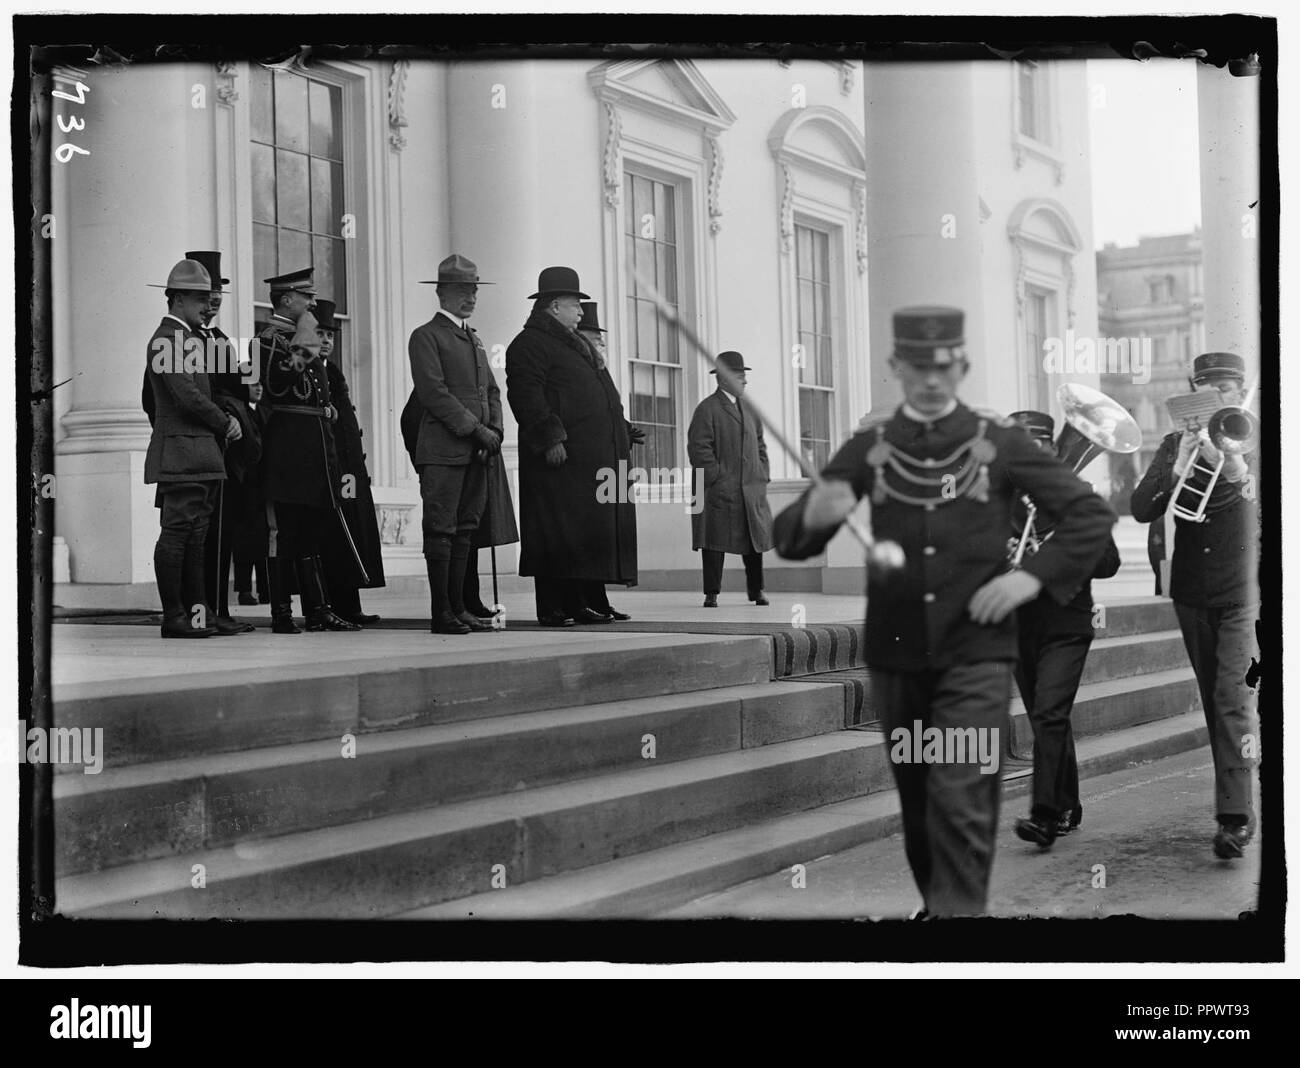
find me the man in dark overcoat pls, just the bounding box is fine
[687,350,774,608]
[143,258,243,638]
[774,305,1115,916]
[313,298,386,625]
[408,254,503,634]
[505,268,639,626]
[255,267,359,634]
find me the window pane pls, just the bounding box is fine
[251,142,276,223]
[253,223,277,288]
[312,236,336,303]
[309,80,341,159]
[311,157,342,235]
[657,241,677,304]
[328,240,347,314]
[815,281,831,338]
[278,228,310,273]
[637,298,657,361]
[273,71,308,152]
[815,229,830,280]
[630,362,654,422]
[632,176,653,238]
[623,174,635,235]
[796,226,812,275]
[798,279,814,334]
[275,149,310,232]
[818,336,834,387]
[249,65,273,143]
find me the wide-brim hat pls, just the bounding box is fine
[184,249,229,290]
[147,258,213,291]
[710,351,751,375]
[529,265,589,300]
[313,299,338,332]
[419,253,494,286]
[577,301,606,333]
[1192,351,1246,383]
[1010,409,1055,443]
[892,305,966,366]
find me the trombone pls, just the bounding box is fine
[1168,381,1259,523]
[1009,383,1142,568]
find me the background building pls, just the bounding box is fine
[50,56,1100,602]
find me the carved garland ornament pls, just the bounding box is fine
[779,160,795,254]
[706,132,723,234]
[387,60,409,151]
[853,181,868,275]
[602,100,622,209]
[215,61,238,106]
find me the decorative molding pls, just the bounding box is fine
[215,61,238,106]
[601,99,622,209]
[1013,244,1027,316]
[834,61,855,96]
[377,504,413,545]
[1064,259,1077,328]
[387,59,409,151]
[853,180,868,275]
[55,408,151,455]
[706,131,723,234]
[779,161,795,255]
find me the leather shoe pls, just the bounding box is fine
[1014,815,1057,849]
[456,610,493,632]
[161,616,216,639]
[307,610,362,632]
[1056,805,1083,837]
[573,607,614,624]
[464,600,495,620]
[537,611,576,628]
[1213,822,1250,859]
[342,612,381,626]
[703,594,718,608]
[604,606,631,621]
[431,610,471,635]
[237,592,259,606]
[750,594,770,606]
[213,615,252,636]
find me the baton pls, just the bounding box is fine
[630,268,904,572]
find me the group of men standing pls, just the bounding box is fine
[142,255,384,639]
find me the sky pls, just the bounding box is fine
[1087,58,1202,250]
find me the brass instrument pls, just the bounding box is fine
[1168,381,1258,523]
[1009,383,1142,568]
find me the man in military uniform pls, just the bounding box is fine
[143,259,244,638]
[254,268,359,634]
[1006,411,1120,848]
[1131,351,1259,859]
[774,306,1115,916]
[407,254,502,635]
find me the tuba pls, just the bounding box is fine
[1009,384,1142,568]
[1167,382,1258,523]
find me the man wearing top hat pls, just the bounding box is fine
[773,306,1115,916]
[313,298,386,626]
[407,254,503,635]
[506,269,639,626]
[688,351,774,609]
[143,258,244,638]
[1006,410,1120,849]
[1131,351,1260,860]
[255,268,359,634]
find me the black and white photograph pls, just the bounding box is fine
[12,8,1286,985]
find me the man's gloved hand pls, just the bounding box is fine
[802,478,857,531]
[628,425,647,445]
[225,415,243,442]
[471,424,501,454]
[1173,430,1201,477]
[967,569,1043,625]
[545,442,567,468]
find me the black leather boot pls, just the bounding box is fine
[157,540,214,638]
[268,557,301,634]
[182,529,227,636]
[427,547,469,634]
[300,556,361,632]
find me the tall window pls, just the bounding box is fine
[1025,287,1052,412]
[1017,61,1042,140]
[624,172,682,470]
[795,224,835,472]
[249,66,351,374]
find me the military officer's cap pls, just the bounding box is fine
[264,267,316,295]
[1009,409,1055,444]
[184,250,229,290]
[893,305,966,366]
[313,299,339,332]
[147,258,213,291]
[1192,351,1246,384]
[419,253,494,285]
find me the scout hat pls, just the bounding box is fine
[147,258,212,291]
[264,267,316,296]
[893,305,966,366]
[529,266,589,300]
[419,254,494,285]
[184,250,229,290]
[1192,351,1246,384]
[709,351,751,375]
[577,302,606,333]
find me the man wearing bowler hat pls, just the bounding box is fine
[143,259,244,638]
[256,267,359,634]
[1131,351,1260,860]
[506,269,639,626]
[1006,410,1120,849]
[774,306,1114,916]
[407,254,502,635]
[688,351,774,609]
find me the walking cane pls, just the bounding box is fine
[630,268,905,572]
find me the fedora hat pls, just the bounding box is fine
[419,253,494,285]
[147,258,213,291]
[184,249,229,290]
[710,351,751,375]
[529,266,589,301]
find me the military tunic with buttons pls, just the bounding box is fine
[774,403,1117,672]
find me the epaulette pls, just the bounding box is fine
[852,409,894,435]
[972,406,1016,428]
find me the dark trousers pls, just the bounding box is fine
[154,480,220,618]
[1014,635,1091,821]
[533,576,607,619]
[876,661,1011,916]
[266,500,331,559]
[701,549,764,597]
[1174,601,1259,826]
[202,479,242,616]
[233,559,269,600]
[419,463,487,617]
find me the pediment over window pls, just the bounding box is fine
[1007,197,1082,254]
[767,106,867,184]
[588,59,736,133]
